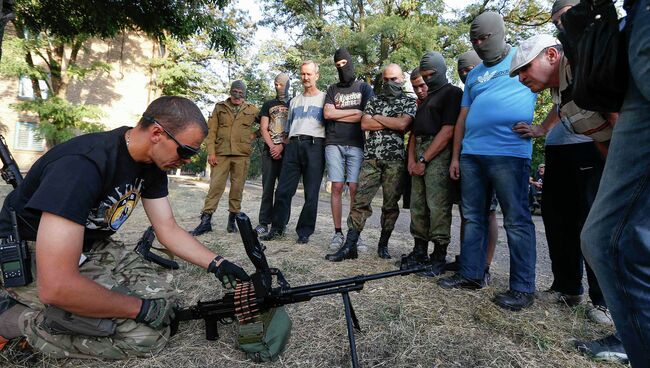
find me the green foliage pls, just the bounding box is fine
[12,97,105,147]
[182,142,209,175]
[531,89,553,171]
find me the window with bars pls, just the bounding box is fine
[14,122,45,151]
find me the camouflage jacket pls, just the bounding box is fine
[362,94,417,161]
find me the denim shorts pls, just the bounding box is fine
[325,144,364,183]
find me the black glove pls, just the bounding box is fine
[208,256,250,289]
[135,298,176,330]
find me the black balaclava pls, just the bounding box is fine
[334,47,355,87]
[419,51,448,93]
[230,80,246,99]
[551,0,579,17]
[470,12,510,67]
[457,50,482,84]
[274,73,290,102]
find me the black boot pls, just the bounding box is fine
[419,242,448,277]
[226,211,238,233]
[190,212,212,236]
[399,238,429,269]
[377,230,392,259]
[325,229,359,262]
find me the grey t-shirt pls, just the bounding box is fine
[287,92,327,138]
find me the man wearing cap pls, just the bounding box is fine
[510,30,616,327]
[326,63,416,261]
[190,80,259,236]
[323,48,373,250]
[261,60,327,244]
[404,52,462,276]
[437,11,538,312]
[255,73,291,236]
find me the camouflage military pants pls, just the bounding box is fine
[409,137,453,247]
[347,159,405,232]
[5,238,177,359]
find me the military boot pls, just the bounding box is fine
[377,230,392,259]
[325,229,359,262]
[399,238,429,269]
[226,211,239,233]
[190,212,212,236]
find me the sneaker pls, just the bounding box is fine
[329,232,345,250]
[586,304,614,326]
[357,235,368,252]
[574,333,628,364]
[536,289,583,307]
[254,224,269,236]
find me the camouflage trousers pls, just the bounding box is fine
[347,159,405,232]
[409,136,453,247]
[5,238,177,359]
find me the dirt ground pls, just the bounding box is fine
[0,177,616,368]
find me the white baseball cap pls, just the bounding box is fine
[509,34,561,77]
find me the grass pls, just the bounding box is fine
[0,178,618,368]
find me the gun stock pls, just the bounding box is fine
[134,226,179,270]
[0,134,23,188]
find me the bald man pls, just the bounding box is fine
[326,64,417,261]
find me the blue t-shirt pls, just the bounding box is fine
[461,47,537,158]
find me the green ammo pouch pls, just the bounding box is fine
[237,306,292,362]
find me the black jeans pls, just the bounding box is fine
[542,142,605,306]
[270,136,325,238]
[259,145,285,225]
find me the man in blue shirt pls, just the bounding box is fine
[438,11,538,311]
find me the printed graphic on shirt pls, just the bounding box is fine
[268,104,289,144]
[87,179,144,231]
[334,92,362,109]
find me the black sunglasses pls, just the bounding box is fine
[142,115,200,159]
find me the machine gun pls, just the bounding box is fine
[170,212,429,368]
[0,133,31,287]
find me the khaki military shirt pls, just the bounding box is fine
[206,98,259,156]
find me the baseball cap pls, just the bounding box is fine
[509,34,560,77]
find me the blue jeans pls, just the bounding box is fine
[459,154,536,293]
[324,145,364,183]
[581,1,650,365]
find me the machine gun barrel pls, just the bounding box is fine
[0,134,23,188]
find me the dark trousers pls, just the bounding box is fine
[543,142,605,306]
[270,137,325,238]
[259,146,285,225]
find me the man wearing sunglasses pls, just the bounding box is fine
[0,96,249,358]
[191,80,259,236]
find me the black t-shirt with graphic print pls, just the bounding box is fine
[0,126,168,251]
[324,80,374,147]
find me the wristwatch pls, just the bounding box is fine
[418,155,428,164]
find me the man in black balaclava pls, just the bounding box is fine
[400,52,462,277]
[323,47,373,252]
[457,50,482,84]
[437,11,539,313]
[254,73,292,236]
[326,64,416,262]
[469,11,510,67]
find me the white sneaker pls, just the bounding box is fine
[329,232,345,250]
[587,304,614,326]
[357,235,368,252]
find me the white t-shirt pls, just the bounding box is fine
[287,91,326,138]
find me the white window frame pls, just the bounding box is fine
[14,122,45,151]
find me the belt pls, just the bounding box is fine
[289,135,325,143]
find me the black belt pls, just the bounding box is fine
[289,135,325,143]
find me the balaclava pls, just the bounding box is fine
[551,0,579,18]
[457,50,482,84]
[334,47,355,87]
[274,73,290,102]
[470,12,510,67]
[230,80,247,99]
[419,51,448,93]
